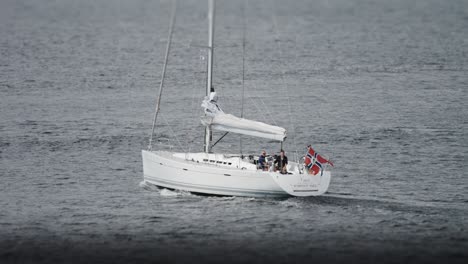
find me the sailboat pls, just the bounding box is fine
[141,0,332,197]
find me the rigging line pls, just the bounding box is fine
[289,17,335,161]
[211,132,229,148]
[246,93,273,126]
[182,49,203,152]
[188,55,207,153]
[250,83,279,127]
[240,0,247,155]
[247,95,270,125]
[160,113,186,152]
[179,24,196,152]
[291,33,303,159]
[270,0,299,162]
[185,75,201,152]
[246,82,278,127]
[148,0,178,151]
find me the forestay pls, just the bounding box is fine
[201,92,287,142]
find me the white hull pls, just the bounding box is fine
[142,150,331,197]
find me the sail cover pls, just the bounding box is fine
[201,93,286,142]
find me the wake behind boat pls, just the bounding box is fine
[142,0,333,197]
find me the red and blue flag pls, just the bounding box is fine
[304,146,334,176]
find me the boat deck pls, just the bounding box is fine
[154,151,300,173]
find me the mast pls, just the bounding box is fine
[204,0,215,153]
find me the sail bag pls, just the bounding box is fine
[201,93,286,142]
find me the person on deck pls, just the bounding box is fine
[258,150,269,171]
[274,149,288,174]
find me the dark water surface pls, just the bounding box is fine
[1,0,467,263]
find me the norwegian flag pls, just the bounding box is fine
[304,146,334,176]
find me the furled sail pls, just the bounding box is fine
[201,92,287,142]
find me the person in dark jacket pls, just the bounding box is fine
[274,149,288,174]
[258,150,269,171]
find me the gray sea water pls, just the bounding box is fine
[1,0,467,263]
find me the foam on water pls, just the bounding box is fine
[158,188,181,197]
[278,199,302,208]
[138,180,152,190]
